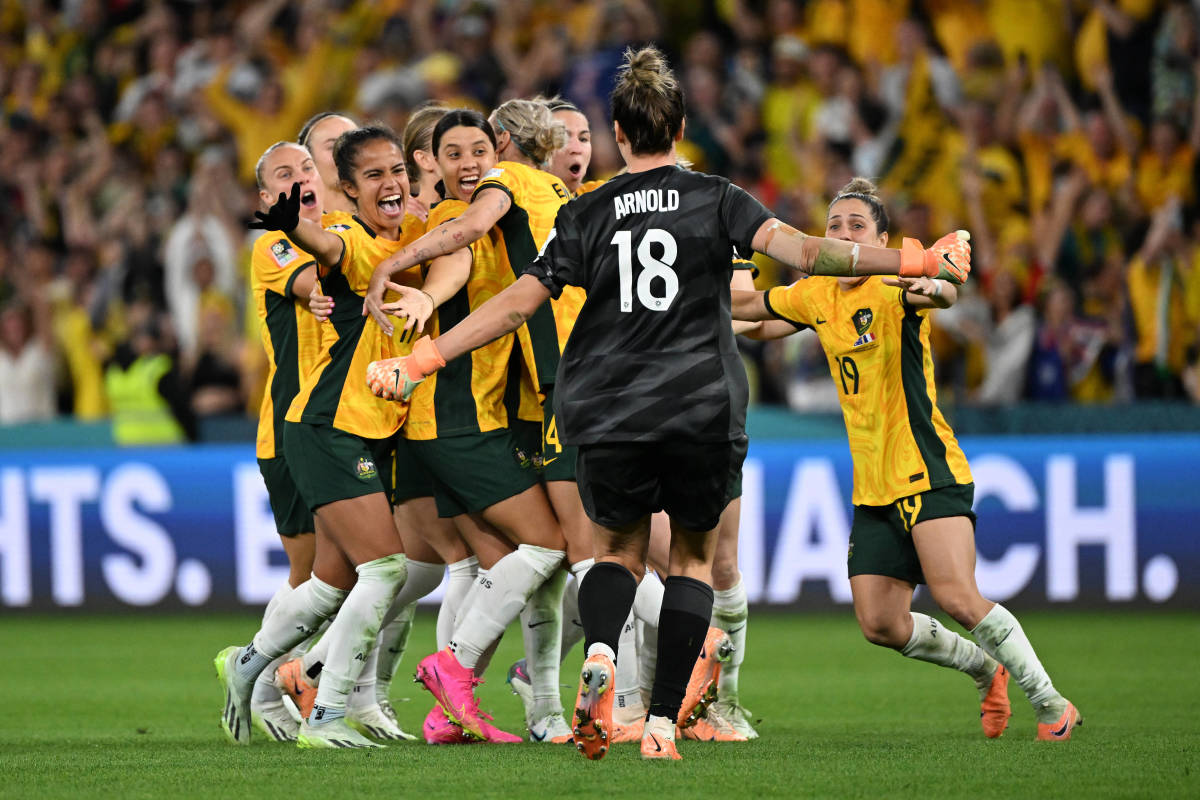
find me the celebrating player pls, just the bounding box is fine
[365,46,969,761]
[730,177,1080,742]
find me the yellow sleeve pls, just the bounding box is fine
[765,282,814,327]
[254,236,316,298]
[474,164,520,201]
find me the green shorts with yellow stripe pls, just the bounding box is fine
[847,482,976,585]
[257,456,314,537]
[409,427,541,518]
[538,384,577,482]
[283,421,396,512]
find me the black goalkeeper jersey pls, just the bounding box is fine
[524,164,772,445]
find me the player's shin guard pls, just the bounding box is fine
[971,604,1065,723]
[449,545,564,670]
[439,556,478,650]
[520,567,568,720]
[578,561,638,656]
[902,612,991,680]
[712,576,748,700]
[559,558,592,663]
[310,554,408,723]
[648,576,714,721]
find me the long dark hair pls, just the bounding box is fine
[431,109,498,156]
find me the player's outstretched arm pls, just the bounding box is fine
[249,182,344,268]
[881,276,958,309]
[364,187,512,329]
[366,273,551,402]
[731,289,773,322]
[379,248,472,334]
[750,219,971,284]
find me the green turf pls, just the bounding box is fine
[2,610,1198,798]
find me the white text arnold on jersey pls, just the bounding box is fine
[613,189,680,220]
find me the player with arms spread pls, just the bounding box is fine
[729,178,1081,742]
[367,46,970,762]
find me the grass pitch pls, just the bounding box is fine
[2,610,1197,799]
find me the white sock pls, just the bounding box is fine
[559,558,592,663]
[644,713,675,745]
[311,554,408,722]
[633,573,663,705]
[251,582,296,704]
[613,611,645,725]
[360,559,446,706]
[521,567,567,721]
[292,620,326,659]
[902,612,995,698]
[449,545,564,670]
[971,604,1065,722]
[252,575,346,661]
[439,557,478,650]
[712,577,748,702]
[586,641,616,662]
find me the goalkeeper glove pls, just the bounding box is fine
[366,336,446,402]
[249,181,301,233]
[900,230,971,284]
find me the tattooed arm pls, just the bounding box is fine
[364,187,512,334]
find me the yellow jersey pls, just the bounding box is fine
[251,228,323,459]
[474,160,570,388]
[404,199,531,439]
[766,277,972,506]
[286,213,425,440]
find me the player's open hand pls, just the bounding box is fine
[882,275,940,295]
[363,267,394,336]
[249,182,301,232]
[309,280,333,322]
[380,284,434,334]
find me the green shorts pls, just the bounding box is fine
[409,427,541,517]
[283,421,395,512]
[539,384,577,482]
[847,482,976,585]
[393,435,435,505]
[257,456,314,537]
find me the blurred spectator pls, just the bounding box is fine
[0,297,55,424]
[0,0,1197,435]
[104,305,193,446]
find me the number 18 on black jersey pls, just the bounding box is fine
[524,164,773,446]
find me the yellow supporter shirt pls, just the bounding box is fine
[766,277,972,506]
[1055,132,1132,195]
[286,213,424,439]
[1135,147,1195,212]
[1127,255,1192,371]
[404,199,527,440]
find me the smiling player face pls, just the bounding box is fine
[259,144,323,225]
[435,125,498,203]
[342,138,411,238]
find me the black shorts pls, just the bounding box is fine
[576,436,748,532]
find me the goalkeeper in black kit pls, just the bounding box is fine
[366,45,971,762]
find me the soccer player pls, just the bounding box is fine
[236,142,327,743]
[363,99,574,744]
[366,46,969,761]
[729,177,1080,742]
[298,112,359,217]
[229,125,427,749]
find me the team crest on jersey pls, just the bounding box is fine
[270,239,298,267]
[355,457,377,481]
[852,307,874,336]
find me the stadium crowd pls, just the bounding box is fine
[2,0,1200,433]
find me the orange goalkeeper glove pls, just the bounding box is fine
[366,336,446,402]
[900,230,971,285]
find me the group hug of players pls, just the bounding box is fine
[215,46,1081,762]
